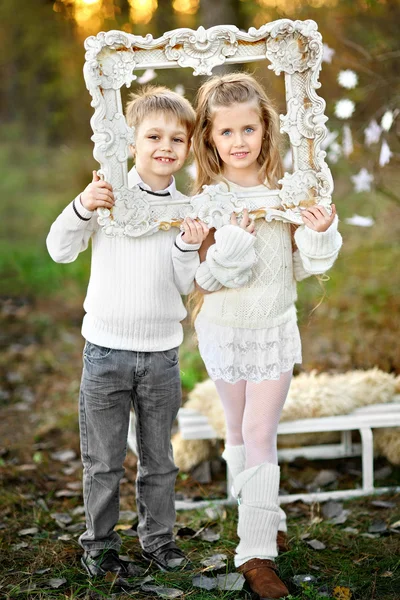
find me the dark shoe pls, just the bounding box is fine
[238,558,289,599]
[142,541,188,572]
[277,530,290,553]
[81,549,142,580]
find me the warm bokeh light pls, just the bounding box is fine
[173,0,199,15]
[128,0,158,24]
[257,0,339,7]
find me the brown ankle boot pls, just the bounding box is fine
[277,530,289,553]
[238,558,289,599]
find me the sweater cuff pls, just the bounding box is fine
[73,195,94,221]
[195,262,223,292]
[294,215,342,259]
[174,232,201,252]
[214,224,255,261]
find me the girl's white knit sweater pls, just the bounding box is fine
[46,172,200,352]
[198,181,343,330]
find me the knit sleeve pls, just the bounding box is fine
[171,232,201,295]
[293,215,342,275]
[195,224,257,290]
[46,196,98,263]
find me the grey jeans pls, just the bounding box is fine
[78,341,182,553]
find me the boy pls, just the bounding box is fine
[47,87,208,579]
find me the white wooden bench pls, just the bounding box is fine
[175,398,400,509]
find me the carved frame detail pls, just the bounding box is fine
[84,20,333,235]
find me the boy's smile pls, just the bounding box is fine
[133,112,190,191]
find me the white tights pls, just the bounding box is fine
[214,370,292,469]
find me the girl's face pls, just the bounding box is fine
[210,100,264,182]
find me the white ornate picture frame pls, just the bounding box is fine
[84,19,333,236]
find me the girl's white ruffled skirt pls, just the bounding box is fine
[195,314,302,384]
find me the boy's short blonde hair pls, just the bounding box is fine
[126,86,196,139]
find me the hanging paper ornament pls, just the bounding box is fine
[338,70,358,90]
[381,111,394,132]
[137,69,157,84]
[342,125,354,157]
[351,168,374,193]
[379,140,392,167]
[364,120,382,147]
[334,99,355,120]
[322,44,335,63]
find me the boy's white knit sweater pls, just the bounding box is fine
[197,181,343,330]
[46,169,200,352]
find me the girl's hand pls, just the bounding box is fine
[81,171,115,211]
[181,218,210,244]
[301,204,337,232]
[230,209,256,235]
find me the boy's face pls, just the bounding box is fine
[133,111,190,190]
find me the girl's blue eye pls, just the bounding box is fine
[245,127,254,134]
[222,130,231,136]
[174,138,184,143]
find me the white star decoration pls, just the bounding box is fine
[345,215,375,227]
[342,125,354,157]
[322,44,335,63]
[351,168,374,193]
[379,140,392,167]
[334,99,355,120]
[137,69,157,84]
[174,84,185,96]
[338,70,358,90]
[381,111,394,132]
[364,120,382,147]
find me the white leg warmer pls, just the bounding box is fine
[233,462,281,568]
[279,506,287,533]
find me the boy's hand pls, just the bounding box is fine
[181,218,209,244]
[80,171,115,211]
[230,209,255,235]
[301,204,336,232]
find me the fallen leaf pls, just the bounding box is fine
[371,500,396,509]
[307,539,326,550]
[12,542,29,550]
[368,519,387,534]
[312,470,339,488]
[322,501,343,519]
[50,512,72,525]
[55,490,80,498]
[141,583,184,598]
[34,568,51,574]
[119,527,137,537]
[50,450,77,462]
[333,585,352,599]
[205,506,226,520]
[18,527,39,536]
[343,527,359,535]
[192,575,216,590]
[330,510,351,525]
[292,574,317,586]
[381,571,393,577]
[118,510,137,522]
[216,573,245,591]
[58,534,72,541]
[199,528,220,542]
[201,553,227,570]
[47,578,67,589]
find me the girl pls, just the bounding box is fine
[190,73,342,599]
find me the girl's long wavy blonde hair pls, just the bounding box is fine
[192,72,284,194]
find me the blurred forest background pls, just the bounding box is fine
[1,0,400,392]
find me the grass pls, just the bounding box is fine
[0,297,399,600]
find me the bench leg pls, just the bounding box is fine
[360,427,374,493]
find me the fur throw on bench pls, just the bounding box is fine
[172,368,400,471]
